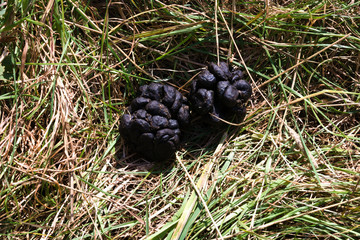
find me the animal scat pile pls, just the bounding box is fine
[119,83,190,161]
[120,61,252,161]
[190,61,252,123]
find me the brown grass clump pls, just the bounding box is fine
[1,0,360,239]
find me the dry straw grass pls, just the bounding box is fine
[1,0,360,239]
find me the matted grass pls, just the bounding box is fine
[1,0,360,239]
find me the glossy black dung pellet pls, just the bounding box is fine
[120,83,190,161]
[190,61,252,123]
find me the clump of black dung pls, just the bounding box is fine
[120,83,190,161]
[190,61,252,123]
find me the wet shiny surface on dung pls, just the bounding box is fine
[190,62,252,123]
[120,83,190,161]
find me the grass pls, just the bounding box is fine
[1,0,360,239]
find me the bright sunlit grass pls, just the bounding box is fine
[1,0,360,239]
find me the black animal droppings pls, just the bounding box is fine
[234,80,252,101]
[120,82,190,161]
[177,105,190,126]
[217,81,230,96]
[120,62,253,162]
[132,119,150,133]
[150,115,169,130]
[146,100,171,118]
[222,85,239,108]
[197,70,217,88]
[134,109,147,119]
[168,119,179,129]
[170,91,183,113]
[190,61,252,123]
[146,83,164,100]
[162,85,176,106]
[208,62,232,81]
[192,88,214,114]
[231,70,244,81]
[130,97,150,111]
[120,114,132,129]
